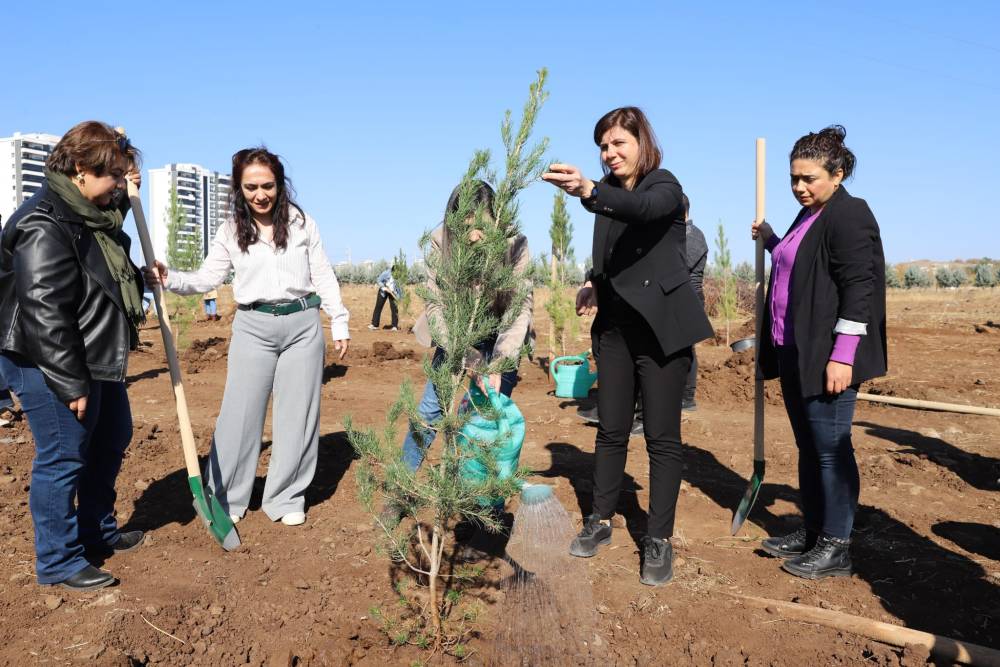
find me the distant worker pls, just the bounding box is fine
[203,288,220,321]
[368,267,402,331]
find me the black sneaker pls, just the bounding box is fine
[639,535,673,586]
[576,405,599,423]
[761,528,816,559]
[629,420,644,437]
[569,514,612,557]
[681,398,697,412]
[782,534,852,580]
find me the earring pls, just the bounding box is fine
[76,174,85,184]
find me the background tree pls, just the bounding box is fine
[164,184,204,347]
[348,69,549,652]
[974,262,997,287]
[713,221,739,345]
[392,249,412,317]
[885,263,902,288]
[904,265,932,289]
[545,191,578,357]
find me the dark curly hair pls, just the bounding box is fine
[790,125,856,180]
[229,147,305,253]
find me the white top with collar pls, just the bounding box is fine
[163,208,350,340]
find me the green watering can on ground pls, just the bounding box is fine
[551,352,599,399]
[457,383,526,506]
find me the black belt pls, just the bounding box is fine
[237,293,321,316]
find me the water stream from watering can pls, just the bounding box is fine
[487,494,600,666]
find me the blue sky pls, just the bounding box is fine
[3,1,997,267]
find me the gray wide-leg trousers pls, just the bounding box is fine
[205,308,325,521]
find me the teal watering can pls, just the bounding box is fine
[550,352,598,399]
[456,383,552,506]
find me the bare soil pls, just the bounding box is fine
[1,286,997,665]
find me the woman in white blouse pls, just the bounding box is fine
[144,147,349,527]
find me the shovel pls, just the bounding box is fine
[731,138,766,535]
[127,180,240,551]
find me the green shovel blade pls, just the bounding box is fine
[188,476,240,551]
[730,460,765,535]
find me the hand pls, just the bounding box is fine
[825,361,853,395]
[333,338,349,361]
[475,373,501,395]
[751,219,773,242]
[541,163,595,199]
[141,260,168,288]
[125,168,142,189]
[468,229,484,243]
[67,395,88,421]
[575,282,598,316]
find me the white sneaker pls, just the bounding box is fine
[229,514,241,524]
[390,327,398,331]
[367,324,377,330]
[280,511,305,526]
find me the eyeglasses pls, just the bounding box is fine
[89,135,132,154]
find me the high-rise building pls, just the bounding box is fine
[148,163,231,262]
[0,132,61,226]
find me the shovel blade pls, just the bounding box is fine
[730,460,765,535]
[188,475,241,551]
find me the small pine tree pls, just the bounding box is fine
[348,69,549,649]
[545,191,578,357]
[713,221,738,346]
[392,249,411,317]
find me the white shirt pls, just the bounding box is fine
[163,208,350,340]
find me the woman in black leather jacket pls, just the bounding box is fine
[0,121,146,591]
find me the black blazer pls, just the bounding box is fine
[758,186,887,397]
[587,169,714,357]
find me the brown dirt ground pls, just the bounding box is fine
[1,286,998,666]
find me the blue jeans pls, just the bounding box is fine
[777,346,860,540]
[0,389,12,411]
[401,347,518,471]
[0,354,133,583]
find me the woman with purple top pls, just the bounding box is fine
[752,126,886,580]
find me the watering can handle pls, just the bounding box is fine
[550,354,585,378]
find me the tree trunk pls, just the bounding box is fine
[429,524,443,647]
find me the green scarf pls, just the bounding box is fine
[45,169,145,331]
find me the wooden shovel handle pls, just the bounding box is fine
[127,181,202,479]
[753,138,765,462]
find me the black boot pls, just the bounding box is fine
[639,535,673,586]
[569,514,612,557]
[57,565,116,591]
[782,534,852,580]
[110,530,145,553]
[761,528,816,559]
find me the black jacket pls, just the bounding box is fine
[587,169,714,356]
[758,186,887,396]
[0,182,144,403]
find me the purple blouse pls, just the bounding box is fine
[766,209,861,365]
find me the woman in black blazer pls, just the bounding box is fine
[752,126,886,580]
[543,107,713,586]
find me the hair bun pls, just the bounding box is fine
[818,125,847,143]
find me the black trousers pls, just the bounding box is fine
[371,290,398,328]
[592,299,691,539]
